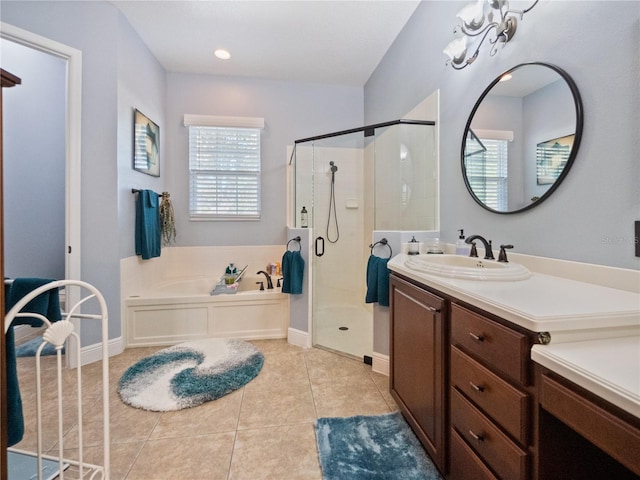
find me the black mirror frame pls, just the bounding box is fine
[461,62,584,214]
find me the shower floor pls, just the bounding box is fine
[313,304,372,360]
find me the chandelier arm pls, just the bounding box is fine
[457,21,498,38]
[505,0,539,19]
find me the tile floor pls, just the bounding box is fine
[12,339,398,479]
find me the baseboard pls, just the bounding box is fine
[12,325,43,343]
[372,352,389,376]
[80,336,125,366]
[287,327,310,348]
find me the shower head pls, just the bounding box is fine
[329,161,338,173]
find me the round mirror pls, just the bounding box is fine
[462,62,583,214]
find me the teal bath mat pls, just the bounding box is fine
[315,412,442,480]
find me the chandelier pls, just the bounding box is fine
[444,0,539,70]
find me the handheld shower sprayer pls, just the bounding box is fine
[327,161,339,243]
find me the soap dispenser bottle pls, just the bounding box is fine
[455,229,471,256]
[300,206,308,228]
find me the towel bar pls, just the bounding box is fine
[131,188,162,196]
[287,236,302,251]
[369,238,392,259]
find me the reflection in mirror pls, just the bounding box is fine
[462,63,583,213]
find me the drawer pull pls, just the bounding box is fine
[426,306,441,313]
[469,381,485,392]
[468,430,484,442]
[469,332,484,342]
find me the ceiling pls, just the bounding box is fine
[111,0,421,86]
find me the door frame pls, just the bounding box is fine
[1,22,82,366]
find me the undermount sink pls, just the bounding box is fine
[405,254,531,281]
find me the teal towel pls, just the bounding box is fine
[135,189,161,260]
[282,250,305,294]
[5,278,61,447]
[365,255,379,303]
[377,258,390,307]
[365,256,390,307]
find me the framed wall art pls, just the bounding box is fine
[133,109,160,177]
[536,134,574,185]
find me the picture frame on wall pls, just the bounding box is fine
[536,134,574,185]
[133,109,160,177]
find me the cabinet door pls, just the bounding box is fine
[390,275,446,473]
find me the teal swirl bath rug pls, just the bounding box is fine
[315,412,442,480]
[117,338,263,411]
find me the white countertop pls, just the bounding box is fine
[388,254,640,334]
[532,336,640,419]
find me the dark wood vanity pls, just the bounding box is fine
[390,272,640,480]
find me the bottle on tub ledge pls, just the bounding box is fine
[300,206,308,228]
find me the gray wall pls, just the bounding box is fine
[2,40,66,280]
[164,73,363,247]
[366,0,640,270]
[2,1,123,341]
[116,12,167,260]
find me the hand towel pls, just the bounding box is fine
[6,277,61,327]
[282,250,305,294]
[135,189,161,260]
[365,256,390,307]
[377,258,390,307]
[5,277,61,447]
[365,255,380,304]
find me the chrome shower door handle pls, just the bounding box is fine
[315,236,325,257]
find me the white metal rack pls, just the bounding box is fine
[5,280,110,480]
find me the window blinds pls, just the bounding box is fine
[465,138,508,211]
[188,125,261,219]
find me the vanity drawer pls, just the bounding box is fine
[450,428,498,480]
[451,388,528,480]
[451,346,529,444]
[451,304,529,383]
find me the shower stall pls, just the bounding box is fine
[291,119,436,360]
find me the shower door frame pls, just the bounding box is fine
[293,119,436,360]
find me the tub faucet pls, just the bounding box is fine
[256,270,274,289]
[465,235,495,260]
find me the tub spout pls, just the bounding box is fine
[256,271,274,289]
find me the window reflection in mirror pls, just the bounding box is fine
[462,63,583,214]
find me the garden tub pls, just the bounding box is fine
[125,276,289,347]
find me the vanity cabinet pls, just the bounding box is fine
[390,273,537,479]
[389,255,640,480]
[449,304,536,480]
[389,274,447,474]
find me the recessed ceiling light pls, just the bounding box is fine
[499,73,513,82]
[214,49,231,60]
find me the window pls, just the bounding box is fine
[465,130,509,211]
[185,115,264,220]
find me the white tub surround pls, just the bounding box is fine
[387,253,640,338]
[121,246,289,347]
[532,336,640,419]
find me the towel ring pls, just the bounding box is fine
[369,238,392,259]
[287,236,302,251]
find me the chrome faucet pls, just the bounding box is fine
[256,270,274,289]
[465,235,495,260]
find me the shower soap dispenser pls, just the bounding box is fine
[456,229,471,256]
[408,236,420,255]
[300,206,308,228]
